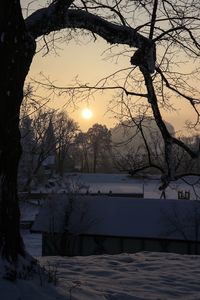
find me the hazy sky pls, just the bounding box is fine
[29,37,127,131]
[23,0,198,135]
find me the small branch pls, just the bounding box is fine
[149,0,158,39]
[33,78,148,98]
[156,66,200,126]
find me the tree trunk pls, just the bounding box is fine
[0,0,36,262]
[93,146,98,173]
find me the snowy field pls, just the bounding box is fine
[77,173,200,199]
[1,251,200,299]
[32,173,200,200]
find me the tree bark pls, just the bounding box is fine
[0,0,36,261]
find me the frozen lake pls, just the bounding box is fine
[30,173,200,200]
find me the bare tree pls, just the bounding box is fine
[53,111,79,176]
[20,103,79,190]
[38,0,200,189]
[20,107,57,191]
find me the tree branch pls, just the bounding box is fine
[25,6,155,71]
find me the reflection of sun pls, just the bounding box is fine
[82,108,93,119]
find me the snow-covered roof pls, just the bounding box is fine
[32,195,200,242]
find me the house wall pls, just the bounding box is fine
[42,233,200,256]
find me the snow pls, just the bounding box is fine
[22,230,42,257]
[30,173,200,200]
[1,251,200,299]
[20,201,39,222]
[1,174,200,299]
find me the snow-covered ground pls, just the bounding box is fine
[1,173,199,299]
[1,251,200,300]
[22,230,42,257]
[31,173,200,200]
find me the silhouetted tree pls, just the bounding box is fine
[20,108,56,190]
[112,116,174,175]
[0,0,36,263]
[19,106,79,189]
[54,111,79,176]
[75,132,90,172]
[87,124,112,173]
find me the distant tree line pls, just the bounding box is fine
[111,118,200,179]
[19,98,200,192]
[19,98,113,191]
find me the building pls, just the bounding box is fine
[32,195,200,256]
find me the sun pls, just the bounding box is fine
[81,107,93,119]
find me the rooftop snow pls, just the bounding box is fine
[32,195,200,242]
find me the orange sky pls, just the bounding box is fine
[29,37,128,131]
[28,37,197,135]
[24,1,199,136]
